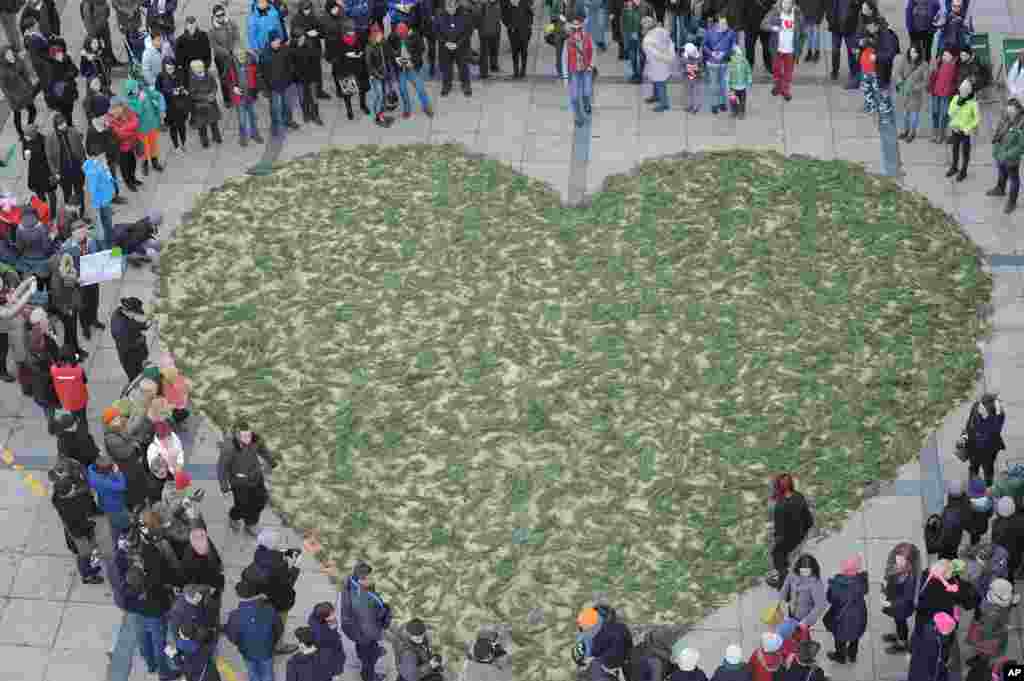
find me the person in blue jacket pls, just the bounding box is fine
[249,0,285,52]
[85,456,131,542]
[338,560,391,681]
[308,602,346,679]
[702,12,735,114]
[346,0,373,41]
[225,580,283,681]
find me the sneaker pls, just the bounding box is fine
[826,652,846,664]
[252,133,265,144]
[424,106,434,118]
[986,187,1006,197]
[945,167,958,178]
[652,105,669,112]
[82,574,104,585]
[273,643,299,656]
[240,136,248,147]
[229,519,242,532]
[881,634,899,643]
[783,94,792,101]
[644,96,658,103]
[244,524,260,537]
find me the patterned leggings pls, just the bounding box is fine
[861,73,894,125]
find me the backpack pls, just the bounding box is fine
[924,513,944,555]
[595,605,633,666]
[911,0,933,32]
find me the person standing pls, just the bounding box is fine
[945,78,978,181]
[44,40,81,129]
[210,4,241,105]
[110,296,149,380]
[82,0,122,66]
[43,113,86,217]
[145,0,177,44]
[742,0,773,74]
[434,0,470,97]
[619,0,641,81]
[642,16,673,113]
[761,0,802,102]
[260,31,299,136]
[0,0,20,53]
[225,580,284,681]
[702,13,735,113]
[988,97,1024,215]
[765,473,814,589]
[189,60,225,144]
[291,0,330,99]
[176,17,213,89]
[727,43,752,118]
[388,22,433,118]
[880,542,920,654]
[83,148,115,248]
[107,100,143,191]
[905,0,938,60]
[854,11,899,123]
[85,455,131,542]
[61,224,104,341]
[562,14,594,126]
[778,554,827,638]
[339,560,391,681]
[122,78,165,175]
[826,0,859,87]
[250,0,285,52]
[824,555,868,665]
[896,46,928,141]
[50,343,90,428]
[51,470,105,584]
[240,529,301,655]
[477,0,501,78]
[0,48,39,144]
[0,274,36,384]
[501,0,532,78]
[217,422,278,535]
[959,393,1006,486]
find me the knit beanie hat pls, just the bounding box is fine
[174,469,192,491]
[577,607,599,629]
[677,648,700,671]
[724,644,743,665]
[777,617,799,640]
[934,612,957,635]
[102,406,122,425]
[998,497,1016,518]
[947,478,965,497]
[988,578,1014,607]
[762,632,783,653]
[969,478,988,498]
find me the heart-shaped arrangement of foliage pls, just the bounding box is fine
[158,145,989,680]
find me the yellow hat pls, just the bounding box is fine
[577,608,599,629]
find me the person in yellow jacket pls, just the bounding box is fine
[945,78,979,182]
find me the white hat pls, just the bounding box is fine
[988,578,1014,607]
[684,42,699,58]
[677,648,700,671]
[724,644,743,665]
[257,528,279,550]
[997,496,1015,518]
[762,632,783,653]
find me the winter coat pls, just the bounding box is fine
[249,4,284,50]
[702,26,735,64]
[965,402,1006,459]
[217,433,276,492]
[641,26,674,81]
[80,50,110,90]
[773,492,813,552]
[103,428,148,509]
[365,39,390,79]
[727,51,752,89]
[241,545,299,612]
[748,649,784,681]
[907,622,951,681]
[44,127,86,179]
[826,0,858,34]
[176,29,213,71]
[144,0,177,35]
[824,571,868,642]
[291,9,325,60]
[15,210,52,259]
[321,11,351,63]
[188,73,221,126]
[914,570,962,627]
[393,629,438,681]
[156,68,191,122]
[710,662,753,681]
[83,157,115,212]
[0,56,37,110]
[948,93,979,135]
[936,9,971,54]
[971,599,1010,658]
[286,650,333,681]
[855,24,900,86]
[905,0,939,33]
[433,12,470,51]
[669,670,708,681]
[21,0,60,39]
[180,539,226,595]
[896,57,928,111]
[25,134,57,198]
[883,571,918,623]
[210,18,241,60]
[590,617,632,671]
[139,43,162,87]
[123,80,165,133]
[168,594,220,645]
[994,111,1024,164]
[387,30,425,71]
[81,0,112,35]
[779,573,827,626]
[52,485,99,537]
[45,57,79,109]
[225,598,282,661]
[760,4,804,55]
[110,303,148,354]
[337,36,369,85]
[84,90,111,120]
[928,58,957,96]
[478,0,501,36]
[24,32,50,90]
[260,44,294,91]
[742,0,773,31]
[308,612,346,678]
[796,0,825,22]
[500,0,532,34]
[337,574,387,645]
[111,0,141,30]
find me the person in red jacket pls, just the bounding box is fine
[227,49,265,146]
[928,46,959,142]
[50,344,89,431]
[106,101,144,191]
[749,632,786,681]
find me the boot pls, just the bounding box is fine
[898,129,908,140]
[1005,189,1019,214]
[344,98,355,120]
[906,130,916,142]
[317,85,331,99]
[212,125,223,144]
[252,131,265,144]
[885,640,909,654]
[360,92,370,114]
[582,96,591,115]
[881,634,899,643]
[200,128,210,148]
[151,158,164,172]
[826,652,846,664]
[441,83,452,96]
[335,82,344,98]
[986,184,1007,197]
[142,159,150,176]
[462,83,472,97]
[830,49,840,80]
[511,53,520,78]
[945,166,958,178]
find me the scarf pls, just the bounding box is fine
[993,112,1024,144]
[954,91,975,107]
[565,30,592,72]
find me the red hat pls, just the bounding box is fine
[175,469,192,491]
[395,22,409,37]
[369,23,383,35]
[342,32,357,46]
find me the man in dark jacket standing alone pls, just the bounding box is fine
[827,0,861,87]
[261,30,301,136]
[339,560,390,681]
[217,421,278,535]
[477,0,501,77]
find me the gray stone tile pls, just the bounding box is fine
[0,553,20,596]
[24,507,70,556]
[864,496,922,541]
[0,509,37,552]
[11,556,75,601]
[84,382,129,426]
[44,648,113,681]
[0,645,49,681]
[67,564,117,605]
[0,387,26,419]
[0,598,64,646]
[54,603,122,650]
[525,134,575,163]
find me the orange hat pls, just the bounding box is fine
[396,22,409,37]
[102,407,122,425]
[577,608,599,629]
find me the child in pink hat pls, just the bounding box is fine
[824,554,868,664]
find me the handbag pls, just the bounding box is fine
[966,620,1000,657]
[954,432,969,461]
[761,602,784,626]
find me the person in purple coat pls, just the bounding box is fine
[961,394,1006,486]
[308,602,346,678]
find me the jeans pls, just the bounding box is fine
[238,100,258,138]
[803,23,820,51]
[903,108,920,131]
[109,611,142,681]
[245,657,275,681]
[652,80,669,109]
[931,95,950,132]
[624,32,640,79]
[97,204,113,250]
[586,0,607,47]
[685,77,701,109]
[567,70,593,122]
[705,61,727,109]
[370,78,385,116]
[270,90,289,135]
[107,509,132,544]
[138,615,175,678]
[669,12,685,51]
[397,68,430,113]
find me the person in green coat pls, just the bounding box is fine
[726,43,752,118]
[121,78,166,176]
[987,97,1024,214]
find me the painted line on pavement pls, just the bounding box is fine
[1,447,47,496]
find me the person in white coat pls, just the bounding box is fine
[642,17,674,112]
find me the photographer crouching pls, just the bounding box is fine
[392,618,444,681]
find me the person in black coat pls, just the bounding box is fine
[156,58,192,152]
[44,39,80,127]
[826,0,861,87]
[780,640,826,681]
[335,29,370,116]
[882,542,921,653]
[290,7,326,125]
[962,395,1007,487]
[260,31,300,135]
[965,478,994,546]
[766,473,814,589]
[291,0,331,98]
[176,16,213,89]
[434,0,471,96]
[24,124,59,210]
[20,0,60,38]
[500,0,532,78]
[741,0,774,72]
[180,523,226,622]
[52,474,106,583]
[937,479,967,560]
[824,556,868,664]
[110,296,149,381]
[907,613,955,681]
[992,497,1024,581]
[241,529,300,655]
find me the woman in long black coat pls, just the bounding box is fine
[23,124,58,209]
[824,556,869,665]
